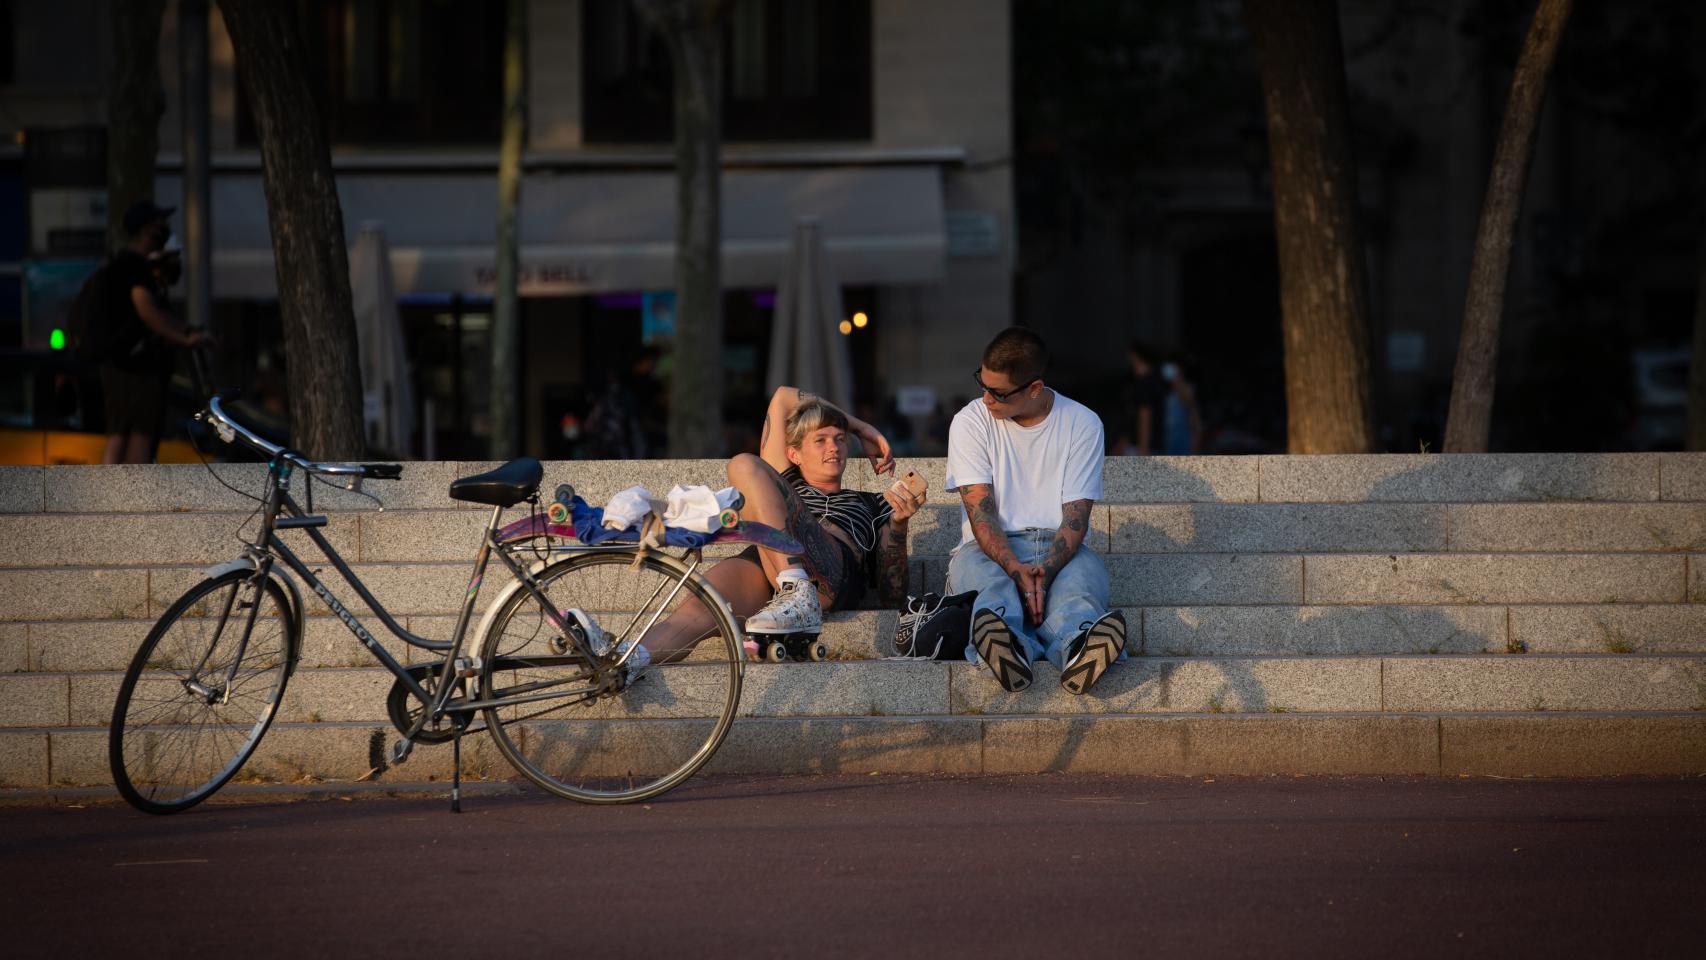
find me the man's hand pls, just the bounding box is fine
[1013,565,1047,626]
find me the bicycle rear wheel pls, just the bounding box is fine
[478,551,742,803]
[109,570,296,814]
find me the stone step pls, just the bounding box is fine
[10,655,1703,731]
[10,711,1705,788]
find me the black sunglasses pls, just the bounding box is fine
[972,369,1038,403]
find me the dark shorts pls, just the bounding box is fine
[100,365,169,436]
[733,535,863,611]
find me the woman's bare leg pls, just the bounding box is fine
[639,554,773,663]
[725,453,842,608]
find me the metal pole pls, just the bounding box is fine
[179,0,213,345]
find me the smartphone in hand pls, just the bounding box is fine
[890,470,927,500]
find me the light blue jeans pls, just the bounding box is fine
[946,529,1114,670]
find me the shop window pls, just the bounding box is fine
[237,0,506,146]
[583,0,872,143]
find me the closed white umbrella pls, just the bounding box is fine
[349,221,416,457]
[766,217,854,411]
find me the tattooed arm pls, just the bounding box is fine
[873,478,925,603]
[1039,499,1094,587]
[958,483,1023,577]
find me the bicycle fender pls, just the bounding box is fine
[470,558,553,651]
[205,556,257,579]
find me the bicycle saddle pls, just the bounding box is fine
[449,457,543,507]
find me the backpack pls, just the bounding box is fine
[891,590,976,660]
[66,261,116,362]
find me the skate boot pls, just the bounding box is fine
[744,577,827,662]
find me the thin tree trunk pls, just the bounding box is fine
[106,0,168,254]
[220,0,365,459]
[1443,0,1573,453]
[1244,0,1375,454]
[1687,230,1706,450]
[490,0,527,459]
[633,0,728,458]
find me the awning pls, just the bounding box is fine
[153,165,946,298]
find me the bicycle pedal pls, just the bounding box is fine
[389,738,414,765]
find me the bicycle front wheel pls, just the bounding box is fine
[478,551,742,803]
[109,570,297,814]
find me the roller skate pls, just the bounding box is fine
[744,576,828,663]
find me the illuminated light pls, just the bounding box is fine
[852,311,869,328]
[838,320,853,335]
[49,329,66,350]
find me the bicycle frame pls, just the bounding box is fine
[237,451,706,741]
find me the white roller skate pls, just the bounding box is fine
[744,577,827,663]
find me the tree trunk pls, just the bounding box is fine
[633,0,728,458]
[1243,0,1375,454]
[1687,230,1706,451]
[220,0,366,459]
[1443,0,1573,453]
[106,0,168,255]
[490,0,527,459]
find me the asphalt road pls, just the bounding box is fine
[5,774,1704,959]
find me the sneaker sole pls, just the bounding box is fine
[972,610,1032,692]
[1060,612,1126,695]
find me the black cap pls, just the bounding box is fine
[123,200,175,235]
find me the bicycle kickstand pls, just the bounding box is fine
[450,723,463,814]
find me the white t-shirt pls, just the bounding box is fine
[944,390,1104,547]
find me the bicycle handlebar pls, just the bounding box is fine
[199,395,402,480]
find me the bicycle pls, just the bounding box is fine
[109,396,800,814]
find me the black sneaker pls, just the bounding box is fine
[972,607,1032,692]
[1060,610,1126,695]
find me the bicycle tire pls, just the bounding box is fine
[478,551,743,803]
[109,570,297,814]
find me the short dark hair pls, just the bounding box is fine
[981,326,1048,385]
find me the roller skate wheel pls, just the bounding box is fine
[546,502,569,523]
[808,642,828,662]
[764,642,788,664]
[718,507,740,529]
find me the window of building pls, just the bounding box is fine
[582,0,872,144]
[237,0,506,146]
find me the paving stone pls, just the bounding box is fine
[1509,605,1706,654]
[1143,605,1506,656]
[0,512,350,568]
[0,675,68,727]
[1383,656,1706,712]
[0,732,49,786]
[360,509,491,562]
[1694,556,1705,603]
[1658,453,1706,501]
[1257,454,1661,503]
[148,561,497,621]
[738,661,947,717]
[820,609,897,659]
[1446,504,1706,553]
[66,673,121,726]
[281,669,395,723]
[44,730,107,786]
[0,467,43,514]
[0,623,26,672]
[1107,503,1446,554]
[0,568,149,621]
[42,462,461,513]
[1304,554,1684,604]
[1102,456,1260,503]
[29,620,152,672]
[948,658,1380,715]
[981,714,1439,775]
[1440,714,1706,776]
[1105,555,1302,606]
[708,717,983,774]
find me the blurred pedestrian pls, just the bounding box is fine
[1122,341,1167,454]
[1159,356,1203,455]
[98,202,212,464]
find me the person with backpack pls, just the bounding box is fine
[85,201,212,463]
